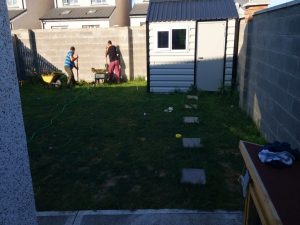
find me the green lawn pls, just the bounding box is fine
[20,81,265,211]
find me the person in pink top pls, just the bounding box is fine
[105,40,120,83]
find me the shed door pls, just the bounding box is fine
[196,21,226,91]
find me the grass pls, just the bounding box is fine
[20,81,265,211]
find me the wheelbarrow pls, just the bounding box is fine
[92,67,108,85]
[41,72,64,88]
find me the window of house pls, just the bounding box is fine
[156,28,187,51]
[157,31,169,49]
[172,29,186,50]
[91,0,106,4]
[51,26,68,29]
[87,9,97,14]
[63,0,78,6]
[61,10,72,15]
[82,25,100,28]
[6,0,18,7]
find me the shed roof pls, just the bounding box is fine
[8,9,26,20]
[147,0,238,22]
[40,6,115,20]
[130,3,149,16]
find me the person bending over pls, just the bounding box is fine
[105,40,120,83]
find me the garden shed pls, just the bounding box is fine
[146,0,239,93]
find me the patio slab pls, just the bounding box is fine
[38,210,242,225]
[37,211,77,225]
[181,168,206,185]
[183,117,199,124]
[182,138,202,148]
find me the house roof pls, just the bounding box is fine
[40,6,115,20]
[8,9,27,21]
[147,0,238,22]
[130,3,149,16]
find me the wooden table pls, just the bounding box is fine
[239,141,300,225]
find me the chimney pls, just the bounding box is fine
[111,0,132,27]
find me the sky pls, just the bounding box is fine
[269,0,294,7]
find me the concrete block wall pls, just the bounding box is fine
[238,2,300,149]
[12,27,147,82]
[130,26,147,79]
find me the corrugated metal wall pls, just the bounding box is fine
[149,21,196,93]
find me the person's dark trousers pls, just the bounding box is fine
[64,66,76,88]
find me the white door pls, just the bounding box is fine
[196,21,226,91]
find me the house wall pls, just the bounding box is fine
[149,21,196,93]
[56,0,115,7]
[130,16,146,27]
[12,26,146,81]
[11,0,54,29]
[0,3,38,225]
[238,2,300,149]
[43,19,110,29]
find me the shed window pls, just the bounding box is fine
[157,31,169,49]
[156,28,187,51]
[172,29,186,50]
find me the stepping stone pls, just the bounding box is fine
[191,104,198,109]
[184,104,198,109]
[187,95,198,100]
[182,138,202,148]
[183,116,199,124]
[181,168,206,185]
[184,104,192,109]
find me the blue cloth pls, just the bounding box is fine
[64,50,75,69]
[258,149,295,168]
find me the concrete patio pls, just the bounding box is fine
[37,210,243,225]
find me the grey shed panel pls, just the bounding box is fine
[147,0,238,22]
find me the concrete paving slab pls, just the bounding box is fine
[72,210,242,225]
[183,117,199,124]
[182,138,202,148]
[191,104,198,109]
[37,211,77,225]
[184,104,198,110]
[187,95,198,100]
[181,168,206,185]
